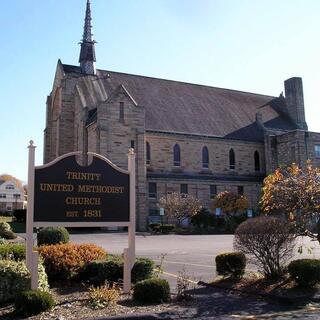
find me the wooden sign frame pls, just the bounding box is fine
[26,141,136,293]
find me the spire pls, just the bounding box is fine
[79,0,96,75]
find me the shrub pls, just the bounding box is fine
[133,278,170,304]
[37,227,70,246]
[0,222,16,240]
[13,209,26,222]
[191,208,211,229]
[88,283,121,309]
[0,238,6,245]
[132,258,155,283]
[0,243,25,261]
[0,230,16,240]
[0,222,11,234]
[288,259,320,288]
[80,256,154,285]
[15,289,55,316]
[159,224,175,234]
[80,256,123,285]
[38,243,107,280]
[215,252,246,279]
[149,223,160,232]
[0,260,49,304]
[234,216,296,279]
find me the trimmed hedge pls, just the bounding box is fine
[149,224,175,234]
[133,278,170,303]
[0,223,16,240]
[15,289,55,317]
[0,260,49,304]
[38,243,107,280]
[80,256,154,285]
[0,222,11,234]
[215,252,246,279]
[37,227,70,246]
[288,259,320,287]
[0,243,25,261]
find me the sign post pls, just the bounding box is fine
[26,141,135,292]
[124,148,136,293]
[26,140,38,289]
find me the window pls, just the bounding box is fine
[148,182,157,199]
[13,194,21,199]
[173,144,181,167]
[6,185,14,190]
[180,184,188,195]
[119,102,124,121]
[130,140,135,149]
[0,194,6,198]
[254,151,260,171]
[202,146,209,169]
[238,186,244,195]
[229,149,235,169]
[315,145,320,158]
[210,185,217,199]
[146,141,151,165]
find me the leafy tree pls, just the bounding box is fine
[260,162,320,242]
[0,174,22,188]
[211,191,248,215]
[158,192,202,225]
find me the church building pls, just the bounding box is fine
[44,0,320,230]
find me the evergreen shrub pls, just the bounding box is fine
[288,259,320,287]
[215,252,246,279]
[133,278,170,304]
[37,227,70,246]
[15,289,55,316]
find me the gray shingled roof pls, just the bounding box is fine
[63,64,298,142]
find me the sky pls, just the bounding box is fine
[1,0,320,183]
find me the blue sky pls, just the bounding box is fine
[1,0,320,182]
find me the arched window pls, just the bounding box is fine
[173,144,181,167]
[146,141,151,165]
[229,148,235,169]
[202,146,209,169]
[254,151,260,171]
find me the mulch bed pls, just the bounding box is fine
[0,283,180,320]
[202,272,320,305]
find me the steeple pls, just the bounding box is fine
[79,0,96,75]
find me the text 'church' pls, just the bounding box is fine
[44,0,320,230]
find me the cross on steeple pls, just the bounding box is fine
[79,0,96,75]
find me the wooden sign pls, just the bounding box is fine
[26,142,136,293]
[34,154,129,223]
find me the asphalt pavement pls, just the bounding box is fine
[70,233,320,291]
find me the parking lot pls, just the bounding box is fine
[70,233,320,290]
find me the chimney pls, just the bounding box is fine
[284,77,308,130]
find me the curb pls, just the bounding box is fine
[84,314,160,320]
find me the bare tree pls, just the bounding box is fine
[234,216,296,278]
[158,192,202,225]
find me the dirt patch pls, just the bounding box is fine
[0,283,179,320]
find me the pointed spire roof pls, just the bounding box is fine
[79,0,96,75]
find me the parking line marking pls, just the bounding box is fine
[155,269,199,284]
[153,259,213,268]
